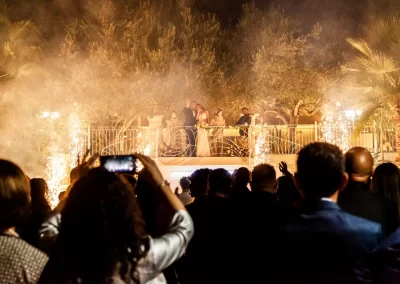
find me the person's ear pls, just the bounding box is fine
[338,172,349,192]
[293,173,304,198]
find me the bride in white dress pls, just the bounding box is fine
[196,105,211,157]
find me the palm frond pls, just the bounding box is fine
[352,105,379,138]
[347,38,374,58]
[370,15,400,52]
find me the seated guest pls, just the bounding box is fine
[0,160,48,283]
[339,147,398,235]
[39,155,193,284]
[277,143,383,284]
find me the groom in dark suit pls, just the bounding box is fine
[275,142,383,284]
[183,99,198,157]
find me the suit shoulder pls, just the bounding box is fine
[341,210,382,233]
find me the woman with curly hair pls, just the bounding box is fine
[0,160,48,283]
[39,155,194,283]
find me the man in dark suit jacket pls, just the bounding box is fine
[338,147,398,235]
[275,142,383,284]
[183,99,198,157]
[374,228,400,284]
[235,107,252,137]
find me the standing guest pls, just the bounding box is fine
[58,191,66,201]
[235,107,252,137]
[165,111,182,150]
[0,160,48,283]
[230,167,251,200]
[371,163,400,206]
[195,104,210,157]
[178,176,193,205]
[277,143,383,284]
[183,99,198,157]
[38,155,193,284]
[339,147,398,235]
[20,178,52,247]
[210,109,225,156]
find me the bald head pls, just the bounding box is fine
[345,147,373,182]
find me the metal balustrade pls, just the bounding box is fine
[85,124,397,157]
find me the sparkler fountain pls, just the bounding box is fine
[43,108,86,208]
[321,102,362,151]
[252,126,270,167]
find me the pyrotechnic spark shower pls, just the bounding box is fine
[253,126,269,167]
[321,102,361,151]
[68,110,84,169]
[46,137,68,208]
[45,108,85,208]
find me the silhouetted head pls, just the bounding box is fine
[208,168,232,197]
[0,160,30,231]
[345,147,374,183]
[233,167,250,188]
[372,163,400,203]
[59,167,145,282]
[251,164,277,193]
[30,178,48,200]
[242,107,249,115]
[189,168,212,197]
[70,167,79,183]
[58,191,66,201]
[296,142,348,200]
[179,176,191,191]
[30,178,51,213]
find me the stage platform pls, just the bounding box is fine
[155,152,399,189]
[156,156,298,189]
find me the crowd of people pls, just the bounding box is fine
[1,143,400,283]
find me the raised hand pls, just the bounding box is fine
[71,149,100,182]
[279,161,292,176]
[135,154,164,188]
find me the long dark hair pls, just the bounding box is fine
[30,178,51,215]
[46,168,146,283]
[0,159,30,231]
[372,163,400,207]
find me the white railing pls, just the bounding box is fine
[85,123,397,158]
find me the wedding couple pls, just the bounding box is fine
[183,99,210,157]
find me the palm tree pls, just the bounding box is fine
[0,14,44,82]
[343,37,400,160]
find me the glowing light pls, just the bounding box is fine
[41,111,60,120]
[321,103,360,151]
[68,111,84,170]
[144,144,151,156]
[253,126,269,167]
[51,112,60,120]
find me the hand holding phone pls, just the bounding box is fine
[100,155,137,174]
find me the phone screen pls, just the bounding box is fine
[100,155,136,174]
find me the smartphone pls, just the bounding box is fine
[100,155,137,174]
